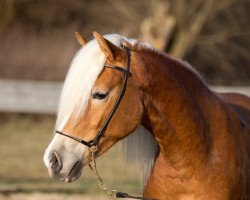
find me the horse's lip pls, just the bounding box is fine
[62,161,83,182]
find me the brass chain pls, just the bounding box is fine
[88,146,117,198]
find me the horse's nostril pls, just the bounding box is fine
[50,150,63,175]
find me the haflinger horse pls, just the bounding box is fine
[43,31,250,200]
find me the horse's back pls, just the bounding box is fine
[218,92,250,127]
[218,92,250,199]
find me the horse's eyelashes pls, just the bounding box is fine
[92,92,109,100]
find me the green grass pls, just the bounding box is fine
[0,114,142,195]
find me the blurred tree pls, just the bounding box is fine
[139,0,250,85]
[140,1,175,50]
[0,0,15,32]
[0,0,249,84]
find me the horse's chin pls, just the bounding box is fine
[62,161,84,183]
[64,161,83,182]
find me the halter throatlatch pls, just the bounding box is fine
[55,45,157,200]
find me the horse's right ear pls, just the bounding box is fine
[75,31,87,46]
[93,31,122,61]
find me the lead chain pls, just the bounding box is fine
[88,146,117,198]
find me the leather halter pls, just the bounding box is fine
[55,45,131,148]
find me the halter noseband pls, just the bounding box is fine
[55,45,131,148]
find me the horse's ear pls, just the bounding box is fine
[122,41,133,49]
[75,31,87,46]
[93,31,121,61]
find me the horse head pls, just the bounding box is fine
[43,32,144,182]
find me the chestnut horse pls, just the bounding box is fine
[44,31,250,200]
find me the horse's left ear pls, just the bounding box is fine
[75,31,87,46]
[93,31,122,61]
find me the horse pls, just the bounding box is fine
[43,31,250,200]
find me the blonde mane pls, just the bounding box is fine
[56,34,158,184]
[123,126,158,184]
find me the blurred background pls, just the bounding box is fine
[0,0,249,199]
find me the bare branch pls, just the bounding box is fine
[140,0,176,50]
[170,0,215,58]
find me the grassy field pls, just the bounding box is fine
[0,114,142,198]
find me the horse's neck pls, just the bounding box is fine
[133,50,214,169]
[132,49,249,199]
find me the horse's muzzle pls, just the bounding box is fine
[47,150,83,182]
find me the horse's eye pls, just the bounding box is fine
[92,92,109,100]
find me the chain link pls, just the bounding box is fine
[88,146,117,198]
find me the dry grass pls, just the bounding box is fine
[0,193,110,200]
[0,114,142,195]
